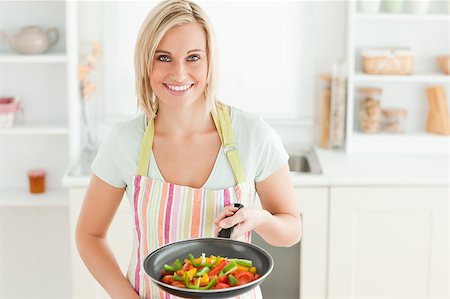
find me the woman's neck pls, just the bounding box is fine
[154,101,215,137]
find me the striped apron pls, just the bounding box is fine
[127,104,263,298]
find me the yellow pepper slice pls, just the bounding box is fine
[199,273,209,286]
[186,268,197,281]
[249,266,256,274]
[236,265,249,272]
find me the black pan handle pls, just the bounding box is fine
[218,203,244,238]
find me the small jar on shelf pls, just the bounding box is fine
[28,170,46,194]
[358,87,382,133]
[382,108,408,133]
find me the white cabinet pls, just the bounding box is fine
[345,1,450,153]
[296,187,329,299]
[328,187,448,298]
[69,188,133,299]
[251,186,323,299]
[253,186,329,299]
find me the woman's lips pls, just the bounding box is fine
[163,83,194,96]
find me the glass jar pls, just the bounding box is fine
[382,108,407,133]
[318,74,332,148]
[28,169,46,194]
[358,87,382,133]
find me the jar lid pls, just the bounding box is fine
[382,108,408,117]
[358,87,382,95]
[28,169,46,177]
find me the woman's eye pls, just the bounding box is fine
[187,55,200,62]
[157,55,171,62]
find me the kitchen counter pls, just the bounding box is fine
[63,147,450,188]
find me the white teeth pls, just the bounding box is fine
[166,84,192,91]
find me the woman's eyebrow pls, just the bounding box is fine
[155,49,205,54]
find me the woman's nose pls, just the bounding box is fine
[170,61,188,82]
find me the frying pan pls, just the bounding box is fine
[143,204,274,298]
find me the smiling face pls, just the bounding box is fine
[150,22,208,111]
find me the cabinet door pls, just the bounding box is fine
[69,188,133,299]
[329,187,448,298]
[296,187,329,299]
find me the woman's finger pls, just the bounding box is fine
[213,205,238,226]
[214,205,239,236]
[218,208,246,229]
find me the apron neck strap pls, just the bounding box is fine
[137,103,246,185]
[212,103,246,184]
[137,117,154,177]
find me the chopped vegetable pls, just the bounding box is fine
[160,253,260,290]
[228,274,238,286]
[219,261,238,277]
[163,259,182,272]
[194,266,210,277]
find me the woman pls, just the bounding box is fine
[76,0,302,298]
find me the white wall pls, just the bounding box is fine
[77,1,347,149]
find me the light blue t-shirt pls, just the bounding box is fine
[92,106,289,200]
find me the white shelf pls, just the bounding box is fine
[0,53,67,63]
[346,1,450,153]
[348,131,450,153]
[355,13,450,22]
[0,121,69,135]
[354,73,450,83]
[0,189,69,207]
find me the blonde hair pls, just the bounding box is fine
[134,0,219,120]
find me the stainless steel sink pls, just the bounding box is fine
[288,149,322,174]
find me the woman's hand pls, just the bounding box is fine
[214,205,270,239]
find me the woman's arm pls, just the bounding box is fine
[215,164,302,247]
[76,175,140,299]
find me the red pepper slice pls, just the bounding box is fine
[234,271,254,286]
[217,275,228,283]
[208,260,229,277]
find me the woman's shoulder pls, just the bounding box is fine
[230,105,277,142]
[110,114,146,140]
[230,105,264,131]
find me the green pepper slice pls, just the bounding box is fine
[172,273,184,281]
[200,276,218,290]
[228,274,238,286]
[188,253,201,267]
[200,253,207,267]
[206,256,221,268]
[163,259,182,272]
[219,260,238,277]
[229,258,253,267]
[194,266,210,277]
[236,259,253,267]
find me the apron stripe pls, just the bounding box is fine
[170,186,181,242]
[204,191,215,237]
[143,179,152,295]
[190,189,202,238]
[199,189,205,235]
[164,184,174,244]
[133,176,142,293]
[224,188,230,207]
[183,188,193,240]
[158,182,169,246]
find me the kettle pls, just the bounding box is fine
[2,26,59,54]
